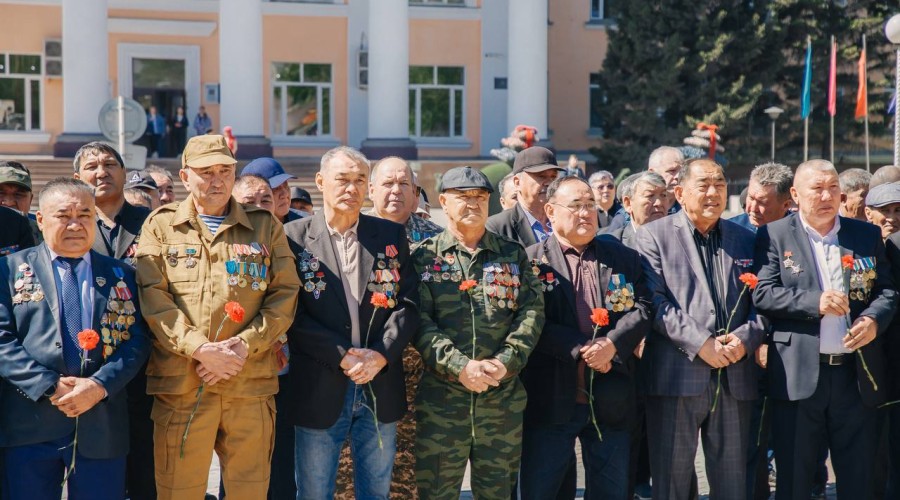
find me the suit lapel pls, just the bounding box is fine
[356,217,378,309]
[720,223,737,306]
[673,212,714,300]
[307,213,350,317]
[788,215,821,290]
[114,204,139,260]
[543,235,577,310]
[88,252,108,366]
[29,245,66,373]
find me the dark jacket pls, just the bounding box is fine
[486,203,539,248]
[283,213,419,428]
[91,201,151,267]
[0,245,150,458]
[523,235,651,429]
[0,205,35,256]
[753,215,897,407]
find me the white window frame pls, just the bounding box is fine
[271,62,334,139]
[409,65,465,139]
[590,0,606,20]
[0,52,44,132]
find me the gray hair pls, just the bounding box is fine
[620,171,666,201]
[838,168,872,194]
[794,159,837,186]
[587,170,614,186]
[370,156,414,185]
[320,146,369,173]
[546,176,591,202]
[870,165,900,189]
[38,177,94,210]
[647,146,684,170]
[72,141,124,172]
[498,173,515,198]
[750,162,793,198]
[145,164,173,181]
[124,188,153,209]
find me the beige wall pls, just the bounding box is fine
[409,18,481,158]
[548,1,609,152]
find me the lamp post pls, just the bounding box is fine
[886,15,900,166]
[764,106,784,162]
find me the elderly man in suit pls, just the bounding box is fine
[520,176,651,500]
[0,177,150,499]
[283,146,419,499]
[753,160,897,500]
[72,141,157,500]
[605,171,670,249]
[635,158,765,500]
[486,147,563,248]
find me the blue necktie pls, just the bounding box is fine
[58,257,84,375]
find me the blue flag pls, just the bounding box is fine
[801,40,812,119]
[889,93,896,116]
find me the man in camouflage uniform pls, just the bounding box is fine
[413,166,544,500]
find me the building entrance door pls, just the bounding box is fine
[132,58,187,158]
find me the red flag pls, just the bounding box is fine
[855,47,867,120]
[828,38,837,117]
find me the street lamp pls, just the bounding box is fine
[886,14,900,166]
[764,106,784,161]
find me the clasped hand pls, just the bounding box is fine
[458,359,507,393]
[341,348,388,385]
[193,337,248,386]
[698,334,746,369]
[50,377,106,418]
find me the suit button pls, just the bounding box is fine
[710,309,715,315]
[55,342,61,348]
[345,324,351,330]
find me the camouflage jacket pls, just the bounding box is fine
[413,229,544,380]
[405,213,443,244]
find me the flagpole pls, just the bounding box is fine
[804,36,811,162]
[830,36,835,164]
[863,34,870,172]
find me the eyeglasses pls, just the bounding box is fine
[550,202,597,215]
[593,184,615,190]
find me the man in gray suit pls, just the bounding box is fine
[635,158,766,500]
[0,177,150,499]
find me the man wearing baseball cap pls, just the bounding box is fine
[124,170,161,209]
[486,146,563,248]
[290,186,314,215]
[241,157,305,223]
[413,166,544,499]
[135,135,300,499]
[0,160,42,243]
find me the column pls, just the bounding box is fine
[219,0,271,158]
[507,0,548,144]
[55,0,109,156]
[361,0,416,159]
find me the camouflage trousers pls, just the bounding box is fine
[335,345,424,499]
[415,372,526,500]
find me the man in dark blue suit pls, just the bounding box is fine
[0,177,150,500]
[635,158,765,500]
[753,160,897,500]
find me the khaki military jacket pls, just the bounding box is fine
[136,196,300,397]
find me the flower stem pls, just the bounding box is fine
[756,396,767,447]
[180,313,229,458]
[711,285,748,413]
[469,292,477,444]
[710,368,723,413]
[587,324,603,441]
[61,351,89,487]
[857,350,878,391]
[363,313,384,450]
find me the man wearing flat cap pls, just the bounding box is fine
[413,166,544,499]
[291,186,314,215]
[135,134,300,499]
[0,160,42,244]
[875,182,900,496]
[487,147,563,248]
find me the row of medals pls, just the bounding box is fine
[606,283,635,312]
[849,268,876,301]
[101,275,136,358]
[483,262,521,310]
[12,263,43,303]
[368,253,401,308]
[298,251,326,295]
[226,243,271,291]
[532,261,559,292]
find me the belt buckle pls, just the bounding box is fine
[825,354,842,366]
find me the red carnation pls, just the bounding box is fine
[224,301,245,323]
[590,308,610,327]
[739,273,759,290]
[841,255,855,270]
[370,292,390,309]
[77,329,100,351]
[459,280,478,292]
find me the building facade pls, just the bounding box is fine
[0,0,614,160]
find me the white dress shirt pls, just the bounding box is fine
[798,214,851,354]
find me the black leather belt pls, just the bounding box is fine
[820,353,847,366]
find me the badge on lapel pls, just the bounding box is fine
[298,250,326,299]
[735,258,754,268]
[531,259,558,292]
[367,245,401,308]
[12,263,43,304]
[605,273,635,312]
[783,251,803,276]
